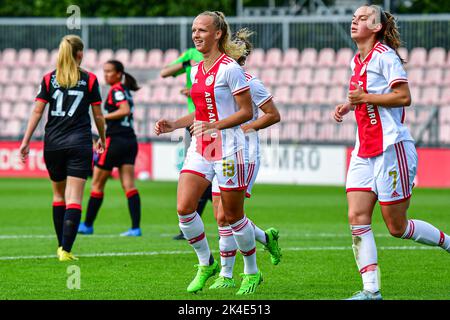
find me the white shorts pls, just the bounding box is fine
[346,140,417,205]
[212,159,260,198]
[181,144,248,192]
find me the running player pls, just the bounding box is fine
[208,29,282,290]
[155,11,263,295]
[78,60,142,236]
[19,35,106,261]
[333,5,450,300]
[160,48,212,240]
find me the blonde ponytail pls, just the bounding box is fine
[233,28,254,65]
[198,11,248,61]
[56,35,84,88]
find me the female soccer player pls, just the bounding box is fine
[155,11,262,295]
[334,5,450,300]
[208,29,282,290]
[19,35,106,261]
[78,60,142,237]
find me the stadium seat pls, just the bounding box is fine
[260,68,278,86]
[98,49,114,66]
[147,49,163,68]
[327,86,346,105]
[409,86,421,104]
[282,48,300,67]
[331,68,350,86]
[272,86,290,104]
[294,68,313,85]
[17,49,33,67]
[335,48,354,67]
[129,49,147,68]
[419,86,440,105]
[12,102,29,120]
[407,68,424,85]
[312,68,331,85]
[317,48,335,67]
[0,102,12,119]
[277,68,296,85]
[424,68,443,85]
[265,48,282,67]
[11,68,26,84]
[27,68,42,85]
[5,119,22,137]
[115,49,131,66]
[0,68,9,84]
[439,88,450,105]
[443,69,450,85]
[308,86,328,105]
[290,86,309,105]
[408,47,427,67]
[151,85,170,104]
[133,85,152,104]
[133,105,146,121]
[427,47,446,67]
[1,48,17,67]
[440,105,450,123]
[246,48,264,68]
[299,48,317,67]
[162,49,180,66]
[19,85,35,103]
[49,49,59,68]
[397,47,408,63]
[3,85,19,102]
[33,49,50,68]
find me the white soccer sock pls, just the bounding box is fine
[402,219,450,252]
[351,225,380,293]
[218,226,238,278]
[250,220,267,245]
[231,216,258,275]
[178,212,211,266]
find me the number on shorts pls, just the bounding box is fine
[389,170,398,191]
[222,160,235,177]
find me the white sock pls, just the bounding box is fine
[402,219,450,252]
[351,225,380,293]
[218,226,237,278]
[231,216,258,274]
[250,220,267,245]
[178,212,211,266]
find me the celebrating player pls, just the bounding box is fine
[19,35,106,261]
[155,11,263,295]
[334,5,450,300]
[78,60,142,237]
[208,28,282,290]
[160,48,213,241]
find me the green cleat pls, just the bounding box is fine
[209,276,236,289]
[345,290,383,300]
[236,271,263,295]
[264,228,282,265]
[187,260,220,293]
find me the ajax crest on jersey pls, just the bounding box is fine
[205,75,215,86]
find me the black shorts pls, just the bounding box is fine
[44,146,93,182]
[95,135,138,171]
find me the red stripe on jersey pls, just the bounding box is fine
[394,143,407,197]
[346,188,372,193]
[180,169,206,178]
[44,72,52,93]
[257,95,273,108]
[379,195,411,206]
[232,86,250,96]
[389,78,408,88]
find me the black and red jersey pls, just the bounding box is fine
[104,82,136,137]
[35,69,102,151]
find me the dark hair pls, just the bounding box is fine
[370,5,405,64]
[106,59,140,91]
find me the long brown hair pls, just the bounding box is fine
[56,35,84,88]
[198,11,248,61]
[370,5,405,64]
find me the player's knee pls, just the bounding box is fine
[348,210,371,225]
[177,203,197,216]
[387,223,407,238]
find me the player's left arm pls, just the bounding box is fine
[242,99,281,132]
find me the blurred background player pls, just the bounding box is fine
[209,28,282,289]
[155,11,263,295]
[78,60,142,237]
[160,47,212,240]
[334,5,450,300]
[19,34,106,261]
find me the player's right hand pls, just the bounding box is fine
[333,103,351,122]
[154,119,175,135]
[19,143,29,163]
[180,88,190,97]
[96,139,105,154]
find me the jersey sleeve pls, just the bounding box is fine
[88,76,102,106]
[35,76,50,103]
[249,78,273,107]
[226,63,250,96]
[170,50,190,77]
[112,88,127,106]
[379,52,408,88]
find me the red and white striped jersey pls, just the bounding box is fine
[190,53,250,160]
[350,41,414,158]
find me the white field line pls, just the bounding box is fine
[0,246,439,261]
